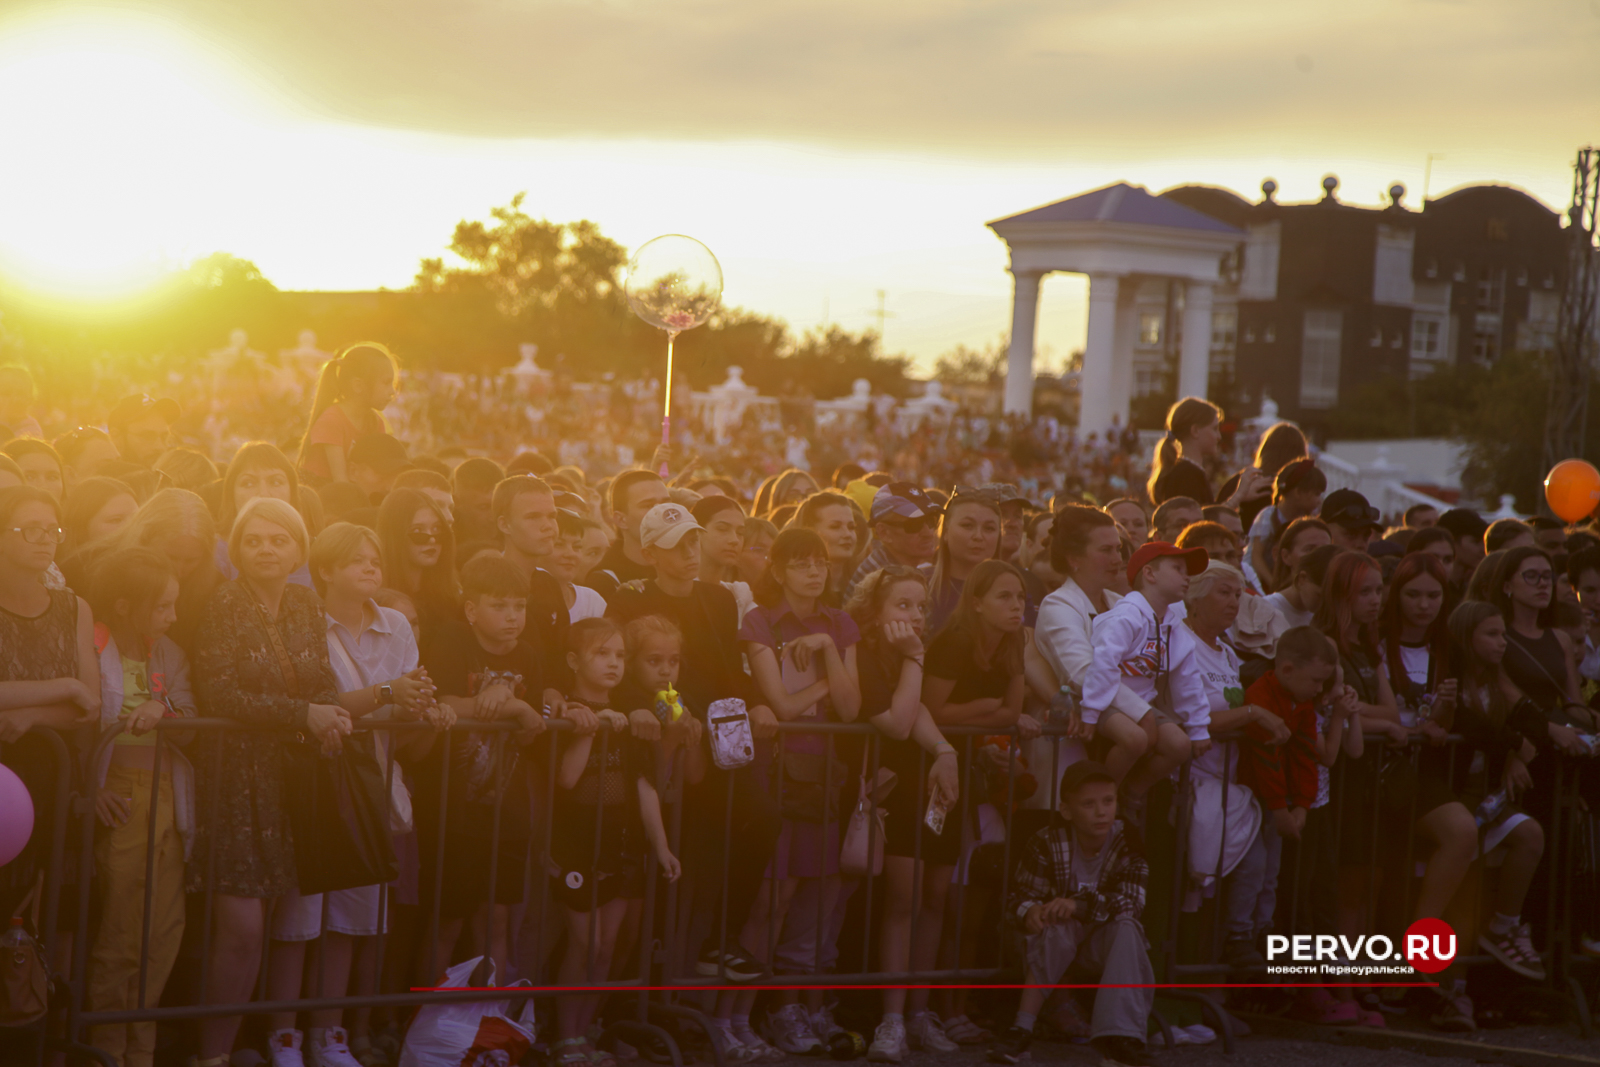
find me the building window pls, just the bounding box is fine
[1210,309,1237,348]
[1476,267,1503,310]
[1412,319,1441,357]
[1134,367,1163,397]
[1138,312,1163,347]
[1300,310,1343,409]
[1473,330,1500,362]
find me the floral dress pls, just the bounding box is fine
[188,580,338,898]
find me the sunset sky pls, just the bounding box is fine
[0,0,1593,372]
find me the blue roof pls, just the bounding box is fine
[990,182,1241,235]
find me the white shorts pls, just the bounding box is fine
[272,885,387,941]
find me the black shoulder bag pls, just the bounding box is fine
[263,603,399,895]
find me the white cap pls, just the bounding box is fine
[640,502,702,550]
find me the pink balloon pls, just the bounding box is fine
[0,764,34,867]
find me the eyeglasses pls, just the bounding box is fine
[408,527,442,546]
[1518,570,1554,586]
[7,526,65,545]
[887,516,933,534]
[785,558,828,573]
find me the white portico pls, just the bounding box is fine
[988,183,1242,433]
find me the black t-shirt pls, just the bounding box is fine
[606,579,757,718]
[588,541,656,603]
[527,567,573,689]
[1152,457,1214,506]
[551,697,655,855]
[858,639,917,782]
[926,625,1011,704]
[421,620,546,839]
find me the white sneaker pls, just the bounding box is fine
[769,1004,822,1055]
[267,1030,305,1067]
[732,1025,785,1062]
[866,1018,906,1063]
[907,1013,958,1053]
[711,1023,760,1064]
[307,1028,363,1067]
[810,1006,844,1041]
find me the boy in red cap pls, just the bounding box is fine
[1080,542,1211,801]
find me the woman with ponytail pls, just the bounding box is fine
[1147,396,1270,510]
[298,343,399,484]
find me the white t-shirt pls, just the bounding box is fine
[1189,636,1244,783]
[569,584,607,623]
[1390,642,1432,726]
[1263,591,1313,630]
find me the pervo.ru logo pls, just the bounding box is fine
[1266,918,1456,974]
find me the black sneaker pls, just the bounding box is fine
[987,1026,1033,1064]
[1093,1036,1154,1067]
[695,945,766,981]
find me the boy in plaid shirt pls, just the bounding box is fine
[990,762,1154,1067]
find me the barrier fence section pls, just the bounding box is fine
[2,714,1596,1066]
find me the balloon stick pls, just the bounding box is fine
[660,331,677,477]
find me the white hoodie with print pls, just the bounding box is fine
[1081,590,1211,741]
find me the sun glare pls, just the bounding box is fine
[0,11,283,302]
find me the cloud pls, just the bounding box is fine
[12,0,1595,163]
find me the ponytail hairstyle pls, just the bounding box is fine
[1448,600,1515,726]
[1270,516,1331,592]
[755,527,829,608]
[1313,550,1379,659]
[297,342,398,466]
[1048,503,1117,579]
[1485,544,1555,629]
[1379,552,1452,686]
[1147,396,1223,502]
[1252,421,1308,478]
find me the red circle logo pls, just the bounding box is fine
[1404,918,1457,974]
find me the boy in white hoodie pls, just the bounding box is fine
[1082,542,1212,796]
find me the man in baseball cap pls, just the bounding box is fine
[107,394,180,468]
[847,482,943,595]
[1319,488,1383,551]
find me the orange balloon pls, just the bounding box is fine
[1544,459,1600,523]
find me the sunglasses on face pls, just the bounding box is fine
[408,527,442,546]
[7,525,65,545]
[888,516,933,535]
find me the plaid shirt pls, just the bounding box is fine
[1007,815,1148,926]
[845,541,897,597]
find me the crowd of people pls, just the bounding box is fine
[2,347,1598,1067]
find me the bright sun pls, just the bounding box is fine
[0,11,282,302]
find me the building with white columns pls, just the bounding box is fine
[988,182,1241,433]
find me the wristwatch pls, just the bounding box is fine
[378,683,394,703]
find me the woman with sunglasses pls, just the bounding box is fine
[213,443,314,589]
[376,487,460,645]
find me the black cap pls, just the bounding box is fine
[1058,760,1117,799]
[1320,488,1381,531]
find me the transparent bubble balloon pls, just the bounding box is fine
[624,235,723,334]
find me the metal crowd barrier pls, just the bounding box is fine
[6,714,1598,1067]
[1164,728,1597,1039]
